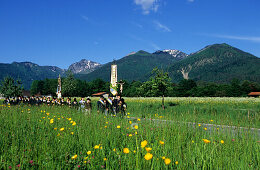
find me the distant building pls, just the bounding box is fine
[248,92,260,97]
[22,90,31,97]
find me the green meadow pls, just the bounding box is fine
[0,97,259,169]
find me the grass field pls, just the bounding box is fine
[0,97,259,169]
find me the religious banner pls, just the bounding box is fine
[56,74,62,98]
[110,64,118,96]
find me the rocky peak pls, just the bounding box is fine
[68,59,102,74]
[153,49,188,59]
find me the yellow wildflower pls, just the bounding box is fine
[145,147,152,152]
[144,153,153,160]
[94,145,100,149]
[117,125,121,129]
[104,158,107,161]
[141,140,148,148]
[198,124,201,127]
[202,139,210,144]
[220,140,224,144]
[72,121,76,126]
[134,125,138,129]
[129,134,132,137]
[161,156,166,160]
[71,154,77,160]
[60,128,65,131]
[50,119,54,124]
[87,151,91,155]
[123,148,130,154]
[137,118,141,121]
[70,132,74,135]
[129,121,132,124]
[164,158,171,165]
[54,128,57,130]
[175,161,179,165]
[159,140,164,145]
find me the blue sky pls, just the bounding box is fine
[0,0,259,69]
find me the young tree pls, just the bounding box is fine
[62,72,77,97]
[0,76,23,97]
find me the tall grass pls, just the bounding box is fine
[0,97,259,169]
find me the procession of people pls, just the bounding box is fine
[2,94,127,117]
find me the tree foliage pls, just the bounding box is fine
[0,76,23,97]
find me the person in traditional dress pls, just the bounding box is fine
[97,96,105,113]
[118,98,127,117]
[72,98,78,108]
[85,98,92,115]
[79,97,85,111]
[107,96,114,115]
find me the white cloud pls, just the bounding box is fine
[150,42,161,50]
[134,0,160,14]
[131,21,143,29]
[81,15,89,21]
[206,34,260,42]
[154,20,171,32]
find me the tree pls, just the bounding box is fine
[0,76,23,97]
[139,68,171,108]
[62,72,77,97]
[30,80,44,95]
[177,79,197,97]
[42,78,57,96]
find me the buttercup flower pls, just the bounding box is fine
[87,151,91,155]
[144,153,153,160]
[60,128,65,131]
[141,140,148,148]
[145,147,152,152]
[164,158,171,165]
[71,154,77,159]
[202,139,210,143]
[94,145,100,149]
[123,148,130,154]
[159,140,164,145]
[221,140,224,144]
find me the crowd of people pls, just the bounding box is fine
[2,94,127,117]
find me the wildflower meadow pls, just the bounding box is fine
[0,97,259,169]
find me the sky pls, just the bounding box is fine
[0,0,260,69]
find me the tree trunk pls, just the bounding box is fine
[162,95,165,110]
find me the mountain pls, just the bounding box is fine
[168,43,260,83]
[76,50,183,82]
[153,49,188,60]
[68,59,102,74]
[0,62,65,89]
